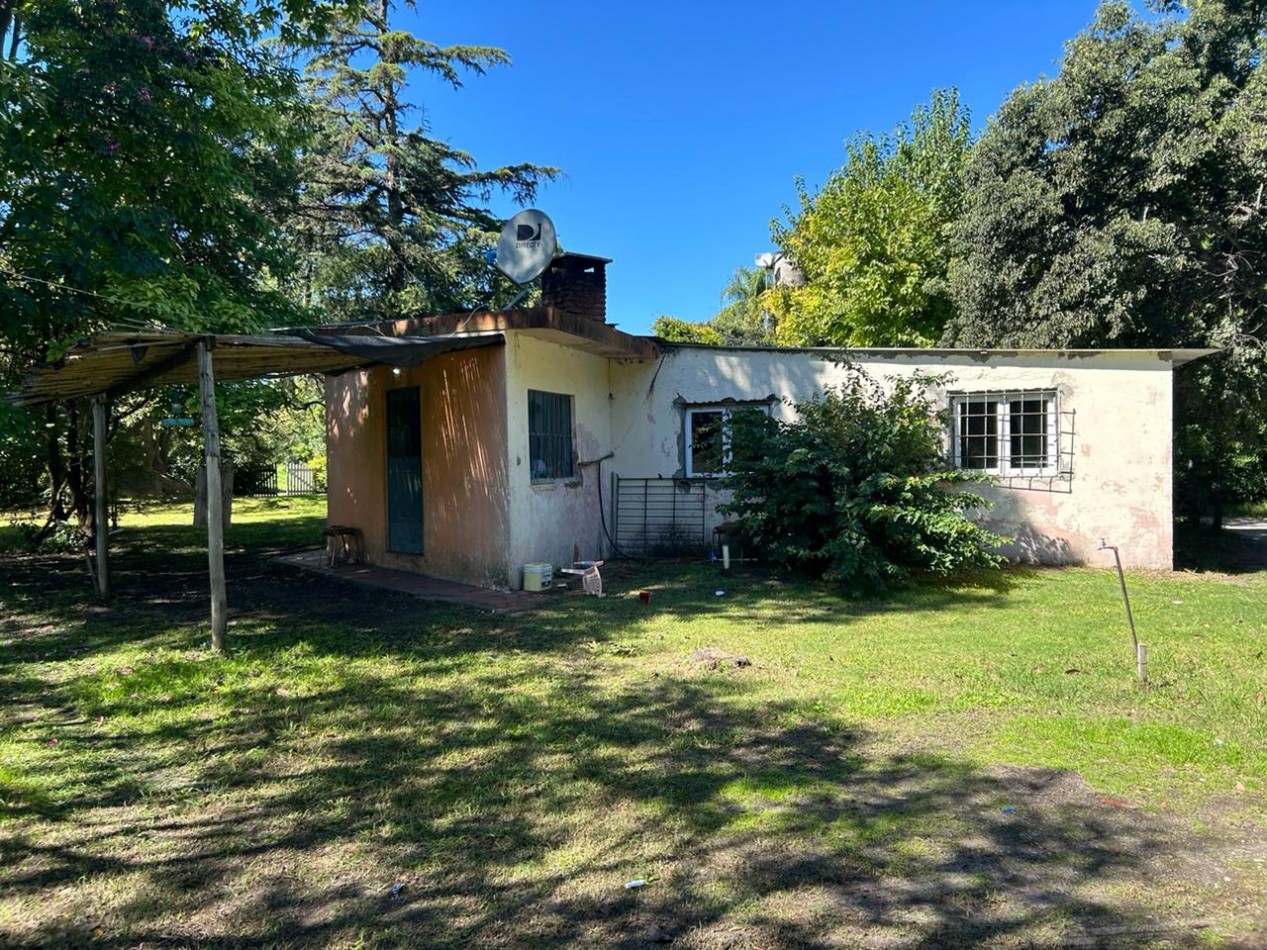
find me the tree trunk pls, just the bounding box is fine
[378,0,407,300]
[65,400,92,533]
[44,403,66,522]
[2,7,20,63]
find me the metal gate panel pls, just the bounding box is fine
[613,476,709,556]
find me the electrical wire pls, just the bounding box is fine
[589,353,671,563]
[593,454,639,562]
[0,264,181,331]
[453,299,492,335]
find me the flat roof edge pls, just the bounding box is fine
[653,342,1220,365]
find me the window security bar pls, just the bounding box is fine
[948,390,1075,493]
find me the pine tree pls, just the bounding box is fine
[293,0,558,321]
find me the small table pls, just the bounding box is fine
[560,560,604,597]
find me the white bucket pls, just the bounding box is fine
[523,563,553,592]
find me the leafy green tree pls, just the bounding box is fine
[649,266,774,347]
[651,315,724,345]
[943,0,1267,519]
[0,402,43,510]
[291,0,558,320]
[710,266,775,345]
[0,0,315,347]
[720,367,1005,593]
[104,378,327,499]
[945,1,1266,348]
[767,89,972,347]
[0,0,336,537]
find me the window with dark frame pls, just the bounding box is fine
[951,392,1058,475]
[687,409,726,476]
[528,389,574,480]
[685,404,769,477]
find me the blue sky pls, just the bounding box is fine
[403,2,1105,335]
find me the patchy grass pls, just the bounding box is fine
[1,496,327,554]
[1,503,1265,947]
[1228,500,1267,519]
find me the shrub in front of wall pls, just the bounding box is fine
[720,366,1006,593]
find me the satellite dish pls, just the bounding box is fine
[494,209,558,284]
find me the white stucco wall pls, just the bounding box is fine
[608,347,1180,570]
[503,331,614,587]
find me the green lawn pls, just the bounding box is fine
[1,500,1265,947]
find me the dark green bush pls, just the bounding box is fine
[720,366,1006,593]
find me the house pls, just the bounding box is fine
[321,253,1211,589]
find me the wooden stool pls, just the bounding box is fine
[323,525,363,567]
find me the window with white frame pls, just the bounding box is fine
[685,404,769,477]
[951,392,1059,475]
[528,389,574,480]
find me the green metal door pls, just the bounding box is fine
[385,386,422,554]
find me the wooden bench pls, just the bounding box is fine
[323,525,364,567]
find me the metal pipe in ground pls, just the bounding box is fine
[1100,539,1146,686]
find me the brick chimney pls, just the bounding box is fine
[541,252,610,322]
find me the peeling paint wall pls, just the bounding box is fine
[608,348,1177,570]
[327,367,384,554]
[502,332,612,587]
[328,342,1183,585]
[325,346,512,587]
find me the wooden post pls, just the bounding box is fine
[197,340,227,652]
[194,465,207,528]
[194,464,233,529]
[91,395,110,599]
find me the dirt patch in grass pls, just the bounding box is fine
[649,763,1261,949]
[10,756,1253,948]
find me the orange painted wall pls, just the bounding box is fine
[325,345,511,587]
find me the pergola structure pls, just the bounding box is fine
[10,328,503,649]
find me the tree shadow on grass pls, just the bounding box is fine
[0,536,1032,671]
[1174,520,1267,575]
[0,536,1232,947]
[2,653,1221,948]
